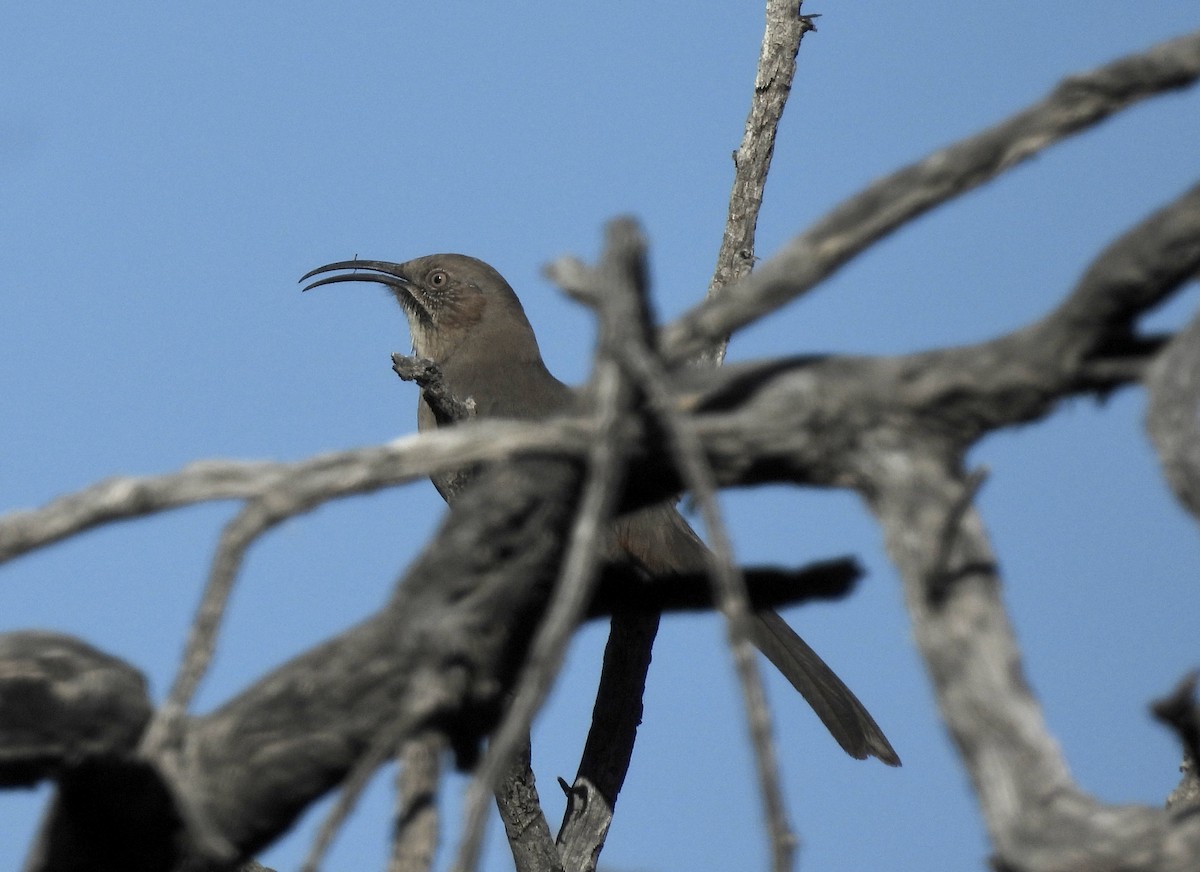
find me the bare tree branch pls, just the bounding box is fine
[0,632,150,787]
[390,733,443,872]
[553,218,799,869]
[154,459,585,864]
[142,496,292,756]
[13,171,1197,866]
[871,455,1200,871]
[451,365,627,872]
[620,312,797,870]
[388,356,567,872]
[665,184,1200,500]
[0,424,591,567]
[541,255,665,872]
[662,30,1200,364]
[1,557,850,868]
[494,739,565,872]
[698,0,817,368]
[14,177,1196,867]
[300,708,427,872]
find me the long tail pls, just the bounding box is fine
[750,610,901,766]
[613,503,901,766]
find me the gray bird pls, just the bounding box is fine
[302,253,900,766]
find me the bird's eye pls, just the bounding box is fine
[428,270,448,288]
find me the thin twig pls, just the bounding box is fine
[586,220,798,870]
[139,497,279,755]
[552,213,798,869]
[698,0,814,367]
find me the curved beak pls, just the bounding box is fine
[299,259,411,293]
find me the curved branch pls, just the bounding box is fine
[1035,181,1200,364]
[868,455,1200,871]
[0,422,591,566]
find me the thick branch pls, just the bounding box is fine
[651,186,1200,495]
[15,455,585,870]
[0,632,150,787]
[866,454,1200,871]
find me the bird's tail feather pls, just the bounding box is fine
[749,610,901,766]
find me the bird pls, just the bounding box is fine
[301,253,900,766]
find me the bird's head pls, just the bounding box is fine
[301,253,538,363]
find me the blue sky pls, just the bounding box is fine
[2,3,1197,870]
